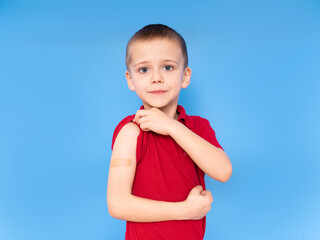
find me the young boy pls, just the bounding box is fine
[107,24,232,240]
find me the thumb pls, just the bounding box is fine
[192,185,203,193]
[200,190,208,196]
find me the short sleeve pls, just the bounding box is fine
[196,117,224,151]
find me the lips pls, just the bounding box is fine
[149,90,167,95]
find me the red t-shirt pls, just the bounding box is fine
[111,105,223,240]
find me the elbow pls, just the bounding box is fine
[220,162,233,183]
[108,205,118,219]
[107,195,125,219]
[208,163,232,183]
[107,197,117,219]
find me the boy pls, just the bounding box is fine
[107,24,232,240]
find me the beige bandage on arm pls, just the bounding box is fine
[110,158,133,168]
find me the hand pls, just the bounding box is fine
[183,185,213,220]
[133,108,176,135]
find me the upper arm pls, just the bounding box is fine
[197,117,223,151]
[107,122,140,208]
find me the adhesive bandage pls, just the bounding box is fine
[110,158,132,168]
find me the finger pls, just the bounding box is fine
[200,190,207,196]
[150,107,161,113]
[133,114,139,123]
[202,190,212,196]
[134,110,149,123]
[205,191,213,202]
[202,189,210,194]
[196,185,203,191]
[207,206,212,212]
[135,109,149,117]
[140,123,150,132]
[140,121,151,131]
[192,185,203,193]
[138,116,149,124]
[133,113,143,124]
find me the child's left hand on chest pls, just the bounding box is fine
[133,108,176,135]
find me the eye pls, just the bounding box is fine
[139,67,149,73]
[163,65,173,71]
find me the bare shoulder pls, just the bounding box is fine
[111,122,140,163]
[115,122,140,143]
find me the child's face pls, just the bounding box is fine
[125,38,191,111]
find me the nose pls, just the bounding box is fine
[151,70,163,84]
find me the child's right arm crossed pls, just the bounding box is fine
[107,122,213,222]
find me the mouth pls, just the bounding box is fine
[149,90,167,95]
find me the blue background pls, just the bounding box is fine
[1,0,319,239]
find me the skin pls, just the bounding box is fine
[110,158,132,168]
[107,37,232,222]
[125,38,191,119]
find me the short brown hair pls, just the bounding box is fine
[125,24,188,70]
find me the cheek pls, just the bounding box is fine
[170,81,183,94]
[132,74,148,84]
[172,73,184,86]
[131,80,146,94]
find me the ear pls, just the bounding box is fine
[125,70,135,91]
[181,67,191,89]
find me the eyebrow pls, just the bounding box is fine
[133,59,179,68]
[133,61,148,68]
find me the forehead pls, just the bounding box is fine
[127,38,183,65]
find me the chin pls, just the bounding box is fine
[142,98,177,110]
[144,102,168,110]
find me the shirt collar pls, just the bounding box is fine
[176,105,187,122]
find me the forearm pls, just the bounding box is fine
[169,121,232,182]
[108,194,187,222]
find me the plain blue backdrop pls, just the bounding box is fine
[1,0,319,239]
